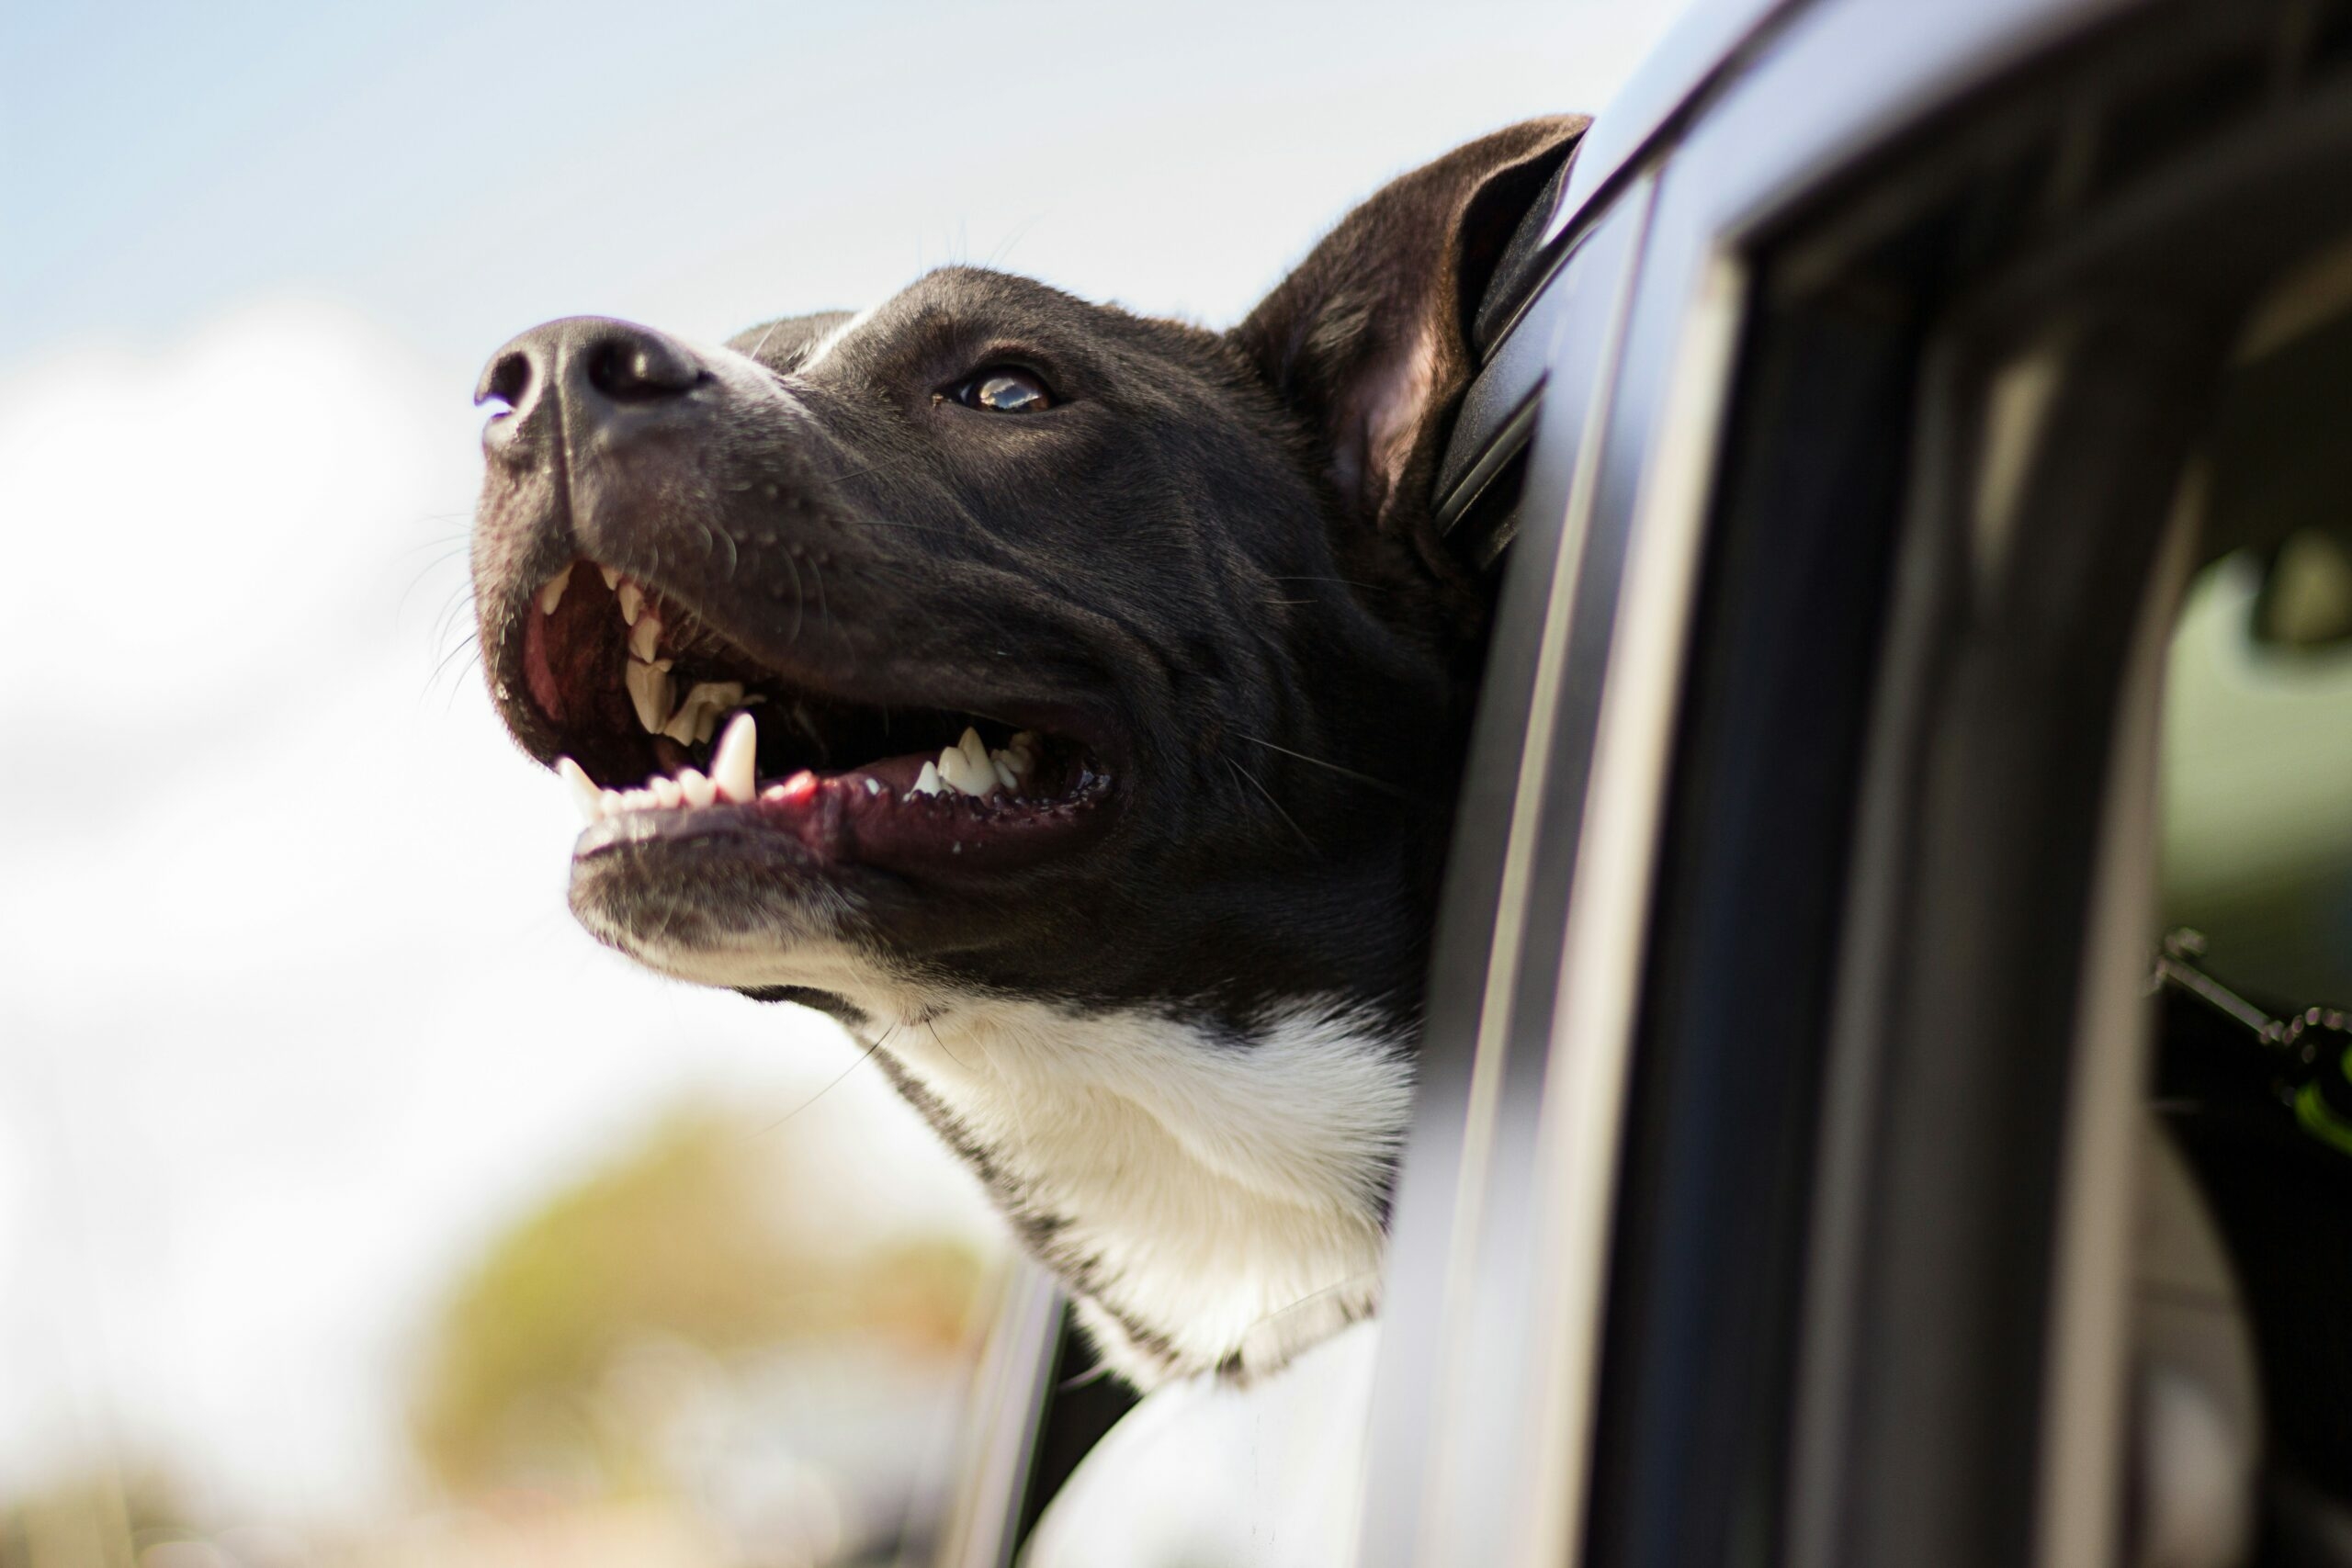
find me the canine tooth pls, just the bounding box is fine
[910,760,944,797]
[650,776,684,808]
[556,757,602,823]
[628,613,662,661]
[536,567,572,615]
[618,581,645,626]
[678,769,717,808]
[936,743,989,796]
[625,659,675,734]
[711,713,757,802]
[599,564,622,591]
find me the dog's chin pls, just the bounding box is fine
[565,829,887,993]
[561,799,1125,1005]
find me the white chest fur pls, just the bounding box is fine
[866,997,1414,1387]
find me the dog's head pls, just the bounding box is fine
[470,118,1586,1030]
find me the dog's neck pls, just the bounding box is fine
[856,992,1414,1387]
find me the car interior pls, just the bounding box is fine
[2143,232,2352,1566]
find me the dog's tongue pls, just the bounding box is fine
[851,751,934,794]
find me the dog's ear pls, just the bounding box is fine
[1231,116,1589,572]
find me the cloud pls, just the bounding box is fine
[0,302,989,1515]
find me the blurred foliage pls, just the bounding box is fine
[0,1463,187,1568]
[410,1103,981,1496]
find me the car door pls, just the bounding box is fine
[1367,3,2352,1568]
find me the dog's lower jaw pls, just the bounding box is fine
[868,996,1415,1389]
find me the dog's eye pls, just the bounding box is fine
[955,368,1056,413]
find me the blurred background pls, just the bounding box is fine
[0,3,1695,1562]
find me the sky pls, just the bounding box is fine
[0,0,1695,1527]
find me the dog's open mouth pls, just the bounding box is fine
[515,560,1114,875]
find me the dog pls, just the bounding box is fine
[469,117,1588,1389]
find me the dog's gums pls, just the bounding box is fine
[517,557,1115,876]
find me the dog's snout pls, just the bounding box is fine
[475,317,706,465]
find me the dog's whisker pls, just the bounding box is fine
[782,548,807,643]
[851,519,965,536]
[424,627,481,692]
[809,555,834,642]
[1240,1270,1383,1339]
[755,1022,895,1136]
[1239,734,1420,804]
[925,1015,973,1073]
[1271,574,1385,591]
[1225,757,1318,856]
[430,583,478,654]
[400,550,473,622]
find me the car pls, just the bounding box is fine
[920,0,2352,1562]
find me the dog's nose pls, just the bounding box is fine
[475,317,705,464]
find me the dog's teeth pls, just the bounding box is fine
[556,756,603,824]
[956,727,997,784]
[625,659,675,734]
[628,612,662,661]
[711,713,757,802]
[936,742,990,796]
[991,754,1020,792]
[618,581,645,626]
[662,682,746,747]
[650,775,684,809]
[536,567,573,616]
[943,728,1000,796]
[599,564,623,591]
[910,760,944,797]
[865,776,885,796]
[678,769,718,808]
